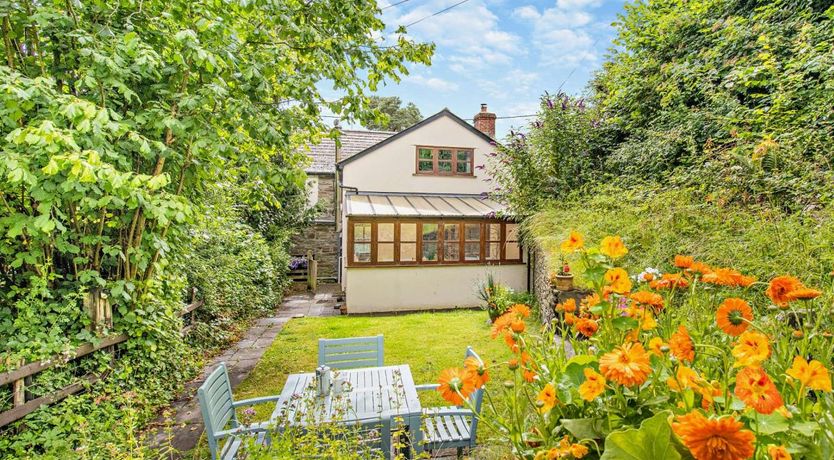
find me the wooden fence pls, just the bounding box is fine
[0,290,203,428]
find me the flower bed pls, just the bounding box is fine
[435,233,832,459]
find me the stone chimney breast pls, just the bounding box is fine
[473,103,496,139]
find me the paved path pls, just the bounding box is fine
[146,284,341,454]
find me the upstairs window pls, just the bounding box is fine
[415,146,474,176]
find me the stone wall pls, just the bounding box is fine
[531,242,591,328]
[291,174,339,280]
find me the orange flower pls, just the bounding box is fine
[464,356,489,388]
[689,261,713,275]
[786,356,832,392]
[716,298,753,337]
[523,368,537,383]
[648,337,666,356]
[604,267,633,294]
[630,291,665,310]
[599,342,652,387]
[570,443,589,458]
[734,367,783,414]
[732,330,770,368]
[575,318,599,338]
[536,382,558,413]
[437,368,476,405]
[508,358,519,370]
[650,273,690,290]
[674,255,694,268]
[564,312,577,326]
[557,298,577,313]
[560,230,584,252]
[578,367,606,401]
[491,314,513,338]
[767,445,791,460]
[669,325,695,363]
[766,275,804,306]
[581,293,600,308]
[672,411,755,460]
[667,365,703,392]
[785,288,821,301]
[511,319,526,333]
[509,303,532,318]
[703,268,756,287]
[600,235,628,259]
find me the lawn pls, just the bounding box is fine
[235,309,515,413]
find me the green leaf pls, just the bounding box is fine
[612,316,639,331]
[561,417,608,440]
[751,412,790,435]
[600,411,682,460]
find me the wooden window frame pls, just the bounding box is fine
[414,146,475,177]
[346,218,523,267]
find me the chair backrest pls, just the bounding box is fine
[318,335,384,370]
[464,346,485,438]
[197,363,238,459]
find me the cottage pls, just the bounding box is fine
[293,105,528,313]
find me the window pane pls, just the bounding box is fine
[464,223,480,241]
[378,243,394,262]
[456,161,471,174]
[418,148,433,159]
[401,223,417,242]
[487,223,501,241]
[378,223,394,242]
[438,161,452,173]
[444,242,460,261]
[418,160,434,172]
[422,242,438,261]
[506,223,519,241]
[400,242,417,262]
[457,150,470,162]
[505,242,521,260]
[465,242,480,261]
[354,223,371,242]
[422,223,438,241]
[354,243,371,262]
[438,149,452,160]
[443,223,459,241]
[486,242,500,260]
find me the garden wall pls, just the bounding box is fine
[531,244,556,325]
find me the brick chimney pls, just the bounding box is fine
[473,103,496,138]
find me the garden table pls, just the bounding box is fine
[270,364,423,457]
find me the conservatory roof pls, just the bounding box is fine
[345,192,507,218]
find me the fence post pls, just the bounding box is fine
[306,250,317,291]
[12,360,24,409]
[83,288,112,335]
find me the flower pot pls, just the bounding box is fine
[553,274,574,291]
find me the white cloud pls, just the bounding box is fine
[387,1,522,72]
[512,5,540,20]
[512,2,603,68]
[556,0,603,9]
[407,75,459,92]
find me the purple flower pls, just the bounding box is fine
[545,97,554,109]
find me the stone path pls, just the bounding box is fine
[146,284,341,454]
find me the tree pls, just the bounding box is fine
[363,96,423,131]
[0,0,433,352]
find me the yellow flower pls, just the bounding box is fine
[578,367,606,401]
[731,330,771,368]
[786,356,832,392]
[767,444,792,460]
[570,443,589,458]
[560,230,584,252]
[536,382,558,413]
[604,267,633,294]
[600,235,628,259]
[648,337,666,356]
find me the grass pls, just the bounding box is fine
[235,309,515,413]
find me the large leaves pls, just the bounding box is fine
[600,411,689,460]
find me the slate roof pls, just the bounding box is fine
[305,129,395,174]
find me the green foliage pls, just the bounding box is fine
[601,411,686,460]
[362,96,423,132]
[528,185,834,293]
[0,0,432,456]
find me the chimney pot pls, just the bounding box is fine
[473,103,496,138]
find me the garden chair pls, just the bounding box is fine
[197,363,282,460]
[414,346,484,457]
[318,335,384,369]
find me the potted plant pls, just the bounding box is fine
[551,257,574,291]
[477,274,510,322]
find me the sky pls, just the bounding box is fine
[327,0,630,138]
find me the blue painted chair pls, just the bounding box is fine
[318,335,384,369]
[197,363,282,460]
[414,346,485,457]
